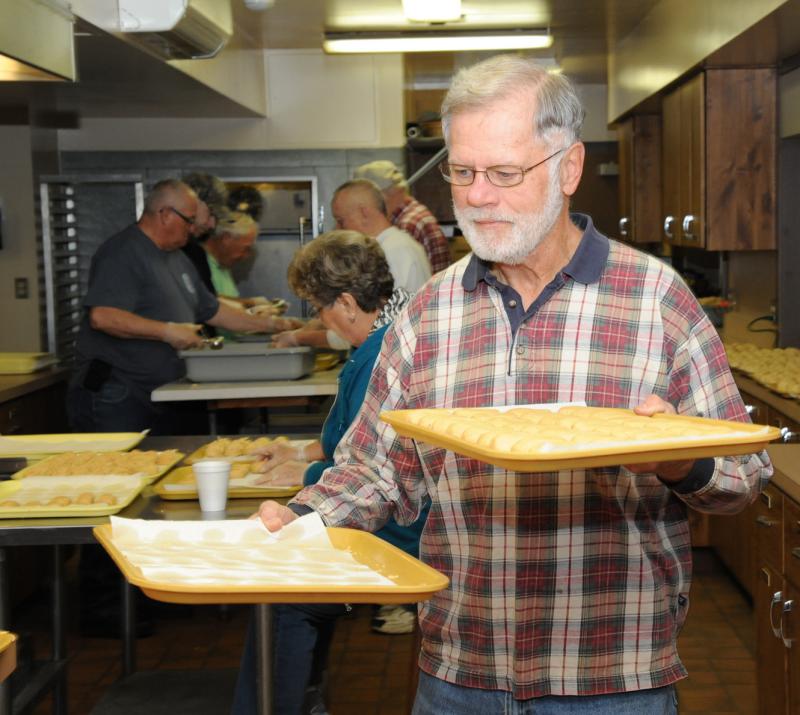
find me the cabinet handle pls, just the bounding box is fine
[781,427,799,443]
[756,515,777,528]
[744,404,758,419]
[618,217,630,237]
[760,567,772,586]
[761,491,773,509]
[771,591,784,638]
[781,599,795,648]
[682,214,698,240]
[663,215,675,239]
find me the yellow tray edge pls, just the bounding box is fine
[380,409,781,471]
[93,524,449,604]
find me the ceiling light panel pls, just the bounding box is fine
[402,0,462,23]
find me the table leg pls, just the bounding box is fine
[52,546,67,715]
[254,603,273,715]
[208,409,219,439]
[121,578,136,676]
[0,548,9,715]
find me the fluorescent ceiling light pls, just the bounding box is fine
[323,30,553,54]
[402,0,461,23]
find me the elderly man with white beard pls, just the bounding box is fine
[254,54,771,714]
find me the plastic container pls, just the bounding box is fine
[179,344,314,383]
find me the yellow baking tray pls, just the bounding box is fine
[184,438,310,464]
[381,406,782,472]
[0,432,147,460]
[94,524,449,605]
[0,352,58,374]
[0,475,146,519]
[0,631,16,683]
[12,450,184,484]
[154,466,302,500]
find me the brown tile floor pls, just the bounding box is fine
[14,547,755,714]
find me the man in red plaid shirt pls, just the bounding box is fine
[354,160,451,273]
[257,55,772,714]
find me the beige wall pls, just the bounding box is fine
[781,66,800,137]
[719,252,777,348]
[0,126,42,351]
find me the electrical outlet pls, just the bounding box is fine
[14,277,28,299]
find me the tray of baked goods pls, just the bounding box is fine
[93,515,449,604]
[725,342,800,400]
[12,449,183,484]
[380,404,782,472]
[0,432,147,461]
[0,475,146,518]
[155,465,304,500]
[184,436,285,464]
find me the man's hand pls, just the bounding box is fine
[251,440,303,474]
[272,330,300,348]
[251,460,307,486]
[162,322,203,350]
[253,500,299,532]
[625,395,695,483]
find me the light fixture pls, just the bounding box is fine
[402,0,461,23]
[323,29,553,54]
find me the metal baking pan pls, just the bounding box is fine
[179,344,315,383]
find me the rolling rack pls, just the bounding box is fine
[39,174,144,366]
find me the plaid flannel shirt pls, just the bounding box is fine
[392,196,451,273]
[293,214,772,699]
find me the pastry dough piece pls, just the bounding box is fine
[0,500,19,507]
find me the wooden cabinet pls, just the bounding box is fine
[752,485,800,713]
[0,381,67,435]
[616,115,661,243]
[660,69,776,250]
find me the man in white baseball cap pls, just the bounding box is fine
[353,160,451,273]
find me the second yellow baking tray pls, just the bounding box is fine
[154,466,302,500]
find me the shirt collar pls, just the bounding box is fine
[462,212,609,292]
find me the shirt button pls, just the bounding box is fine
[516,346,525,355]
[508,299,518,308]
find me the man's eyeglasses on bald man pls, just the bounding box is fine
[163,206,196,226]
[439,147,567,188]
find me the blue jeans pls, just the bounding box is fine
[67,373,206,435]
[412,671,678,715]
[231,603,349,715]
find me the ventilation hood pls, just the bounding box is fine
[116,0,232,60]
[0,0,76,81]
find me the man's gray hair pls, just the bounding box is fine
[334,179,388,217]
[441,54,585,149]
[212,209,257,240]
[143,179,194,215]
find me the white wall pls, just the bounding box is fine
[58,50,405,151]
[0,126,42,351]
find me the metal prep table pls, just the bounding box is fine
[150,367,342,436]
[0,435,286,715]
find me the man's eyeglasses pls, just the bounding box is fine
[164,206,196,226]
[439,147,567,188]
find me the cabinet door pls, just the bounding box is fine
[679,74,705,247]
[705,68,777,251]
[661,88,682,243]
[754,563,787,714]
[786,579,800,715]
[617,118,634,241]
